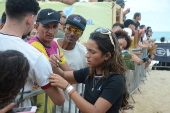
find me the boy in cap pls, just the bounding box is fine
[54,14,87,113]
[0,0,64,108]
[28,8,74,112]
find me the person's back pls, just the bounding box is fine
[0,0,64,107]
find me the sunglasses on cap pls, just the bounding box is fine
[95,28,115,50]
[65,26,82,35]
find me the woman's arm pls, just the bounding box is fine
[49,74,112,113]
[49,54,78,84]
[0,103,15,113]
[70,92,112,113]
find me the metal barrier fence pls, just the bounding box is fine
[151,60,170,70]
[125,48,148,103]
[15,48,148,112]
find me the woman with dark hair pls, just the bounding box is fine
[114,30,131,50]
[115,30,143,66]
[49,28,129,113]
[0,50,30,112]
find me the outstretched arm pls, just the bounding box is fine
[49,74,112,113]
[49,54,78,84]
[43,86,65,106]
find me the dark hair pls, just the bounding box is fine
[112,23,124,29]
[58,11,64,19]
[27,32,31,36]
[139,25,145,29]
[22,35,27,39]
[115,30,132,49]
[1,12,6,24]
[134,21,140,29]
[58,11,63,15]
[0,50,30,109]
[124,19,134,28]
[89,30,128,108]
[160,37,165,42]
[147,26,151,30]
[133,12,141,19]
[5,0,40,21]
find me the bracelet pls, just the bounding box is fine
[69,89,76,97]
[64,82,69,90]
[66,85,74,94]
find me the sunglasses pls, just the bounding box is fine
[95,28,115,50]
[61,15,66,19]
[149,30,153,33]
[66,26,82,35]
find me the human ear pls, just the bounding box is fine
[34,24,39,31]
[105,52,111,60]
[26,15,34,25]
[0,24,4,30]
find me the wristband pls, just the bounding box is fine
[66,85,74,94]
[69,89,76,97]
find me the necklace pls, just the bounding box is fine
[91,76,102,91]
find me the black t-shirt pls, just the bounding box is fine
[73,67,125,113]
[98,0,104,1]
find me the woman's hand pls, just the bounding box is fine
[49,73,69,90]
[49,54,64,67]
[0,103,15,113]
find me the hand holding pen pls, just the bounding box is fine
[49,54,63,67]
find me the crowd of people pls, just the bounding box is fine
[0,0,158,113]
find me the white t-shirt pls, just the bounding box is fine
[123,28,132,38]
[0,33,52,105]
[143,33,147,41]
[55,38,87,113]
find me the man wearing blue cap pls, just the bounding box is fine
[54,14,87,113]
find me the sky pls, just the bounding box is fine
[124,0,170,32]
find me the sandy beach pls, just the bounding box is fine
[123,70,170,113]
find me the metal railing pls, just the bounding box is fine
[151,60,170,70]
[125,48,148,103]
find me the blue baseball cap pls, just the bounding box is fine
[65,14,86,31]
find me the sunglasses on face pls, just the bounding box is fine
[65,26,82,35]
[95,28,115,50]
[61,15,66,19]
[149,30,153,33]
